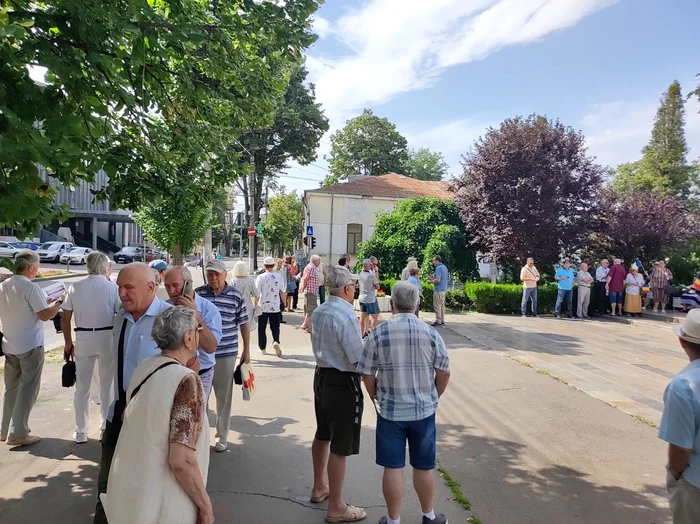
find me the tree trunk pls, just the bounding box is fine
[173,243,184,266]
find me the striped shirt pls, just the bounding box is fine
[357,313,450,422]
[195,283,248,359]
[302,263,321,296]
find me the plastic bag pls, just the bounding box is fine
[241,362,255,401]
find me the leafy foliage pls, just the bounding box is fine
[262,189,303,256]
[211,189,240,257]
[453,114,605,268]
[404,148,449,181]
[356,197,478,281]
[0,0,320,237]
[465,282,562,315]
[324,109,409,185]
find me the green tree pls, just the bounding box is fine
[324,109,409,185]
[404,148,449,181]
[356,197,478,281]
[262,189,303,257]
[211,189,240,257]
[612,81,699,200]
[0,0,320,238]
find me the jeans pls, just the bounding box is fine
[319,285,326,304]
[555,289,573,315]
[521,287,538,316]
[258,311,281,349]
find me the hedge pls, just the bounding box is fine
[465,282,601,315]
[378,279,472,312]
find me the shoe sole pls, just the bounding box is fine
[273,343,282,358]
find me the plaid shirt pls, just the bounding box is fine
[302,263,321,296]
[357,313,450,422]
[311,296,364,373]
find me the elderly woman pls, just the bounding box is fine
[231,261,259,330]
[650,260,673,313]
[624,265,645,317]
[401,257,418,281]
[104,307,213,524]
[283,256,297,312]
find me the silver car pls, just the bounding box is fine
[36,241,74,263]
[59,247,93,265]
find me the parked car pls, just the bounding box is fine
[10,241,39,250]
[113,246,144,264]
[37,241,74,263]
[0,241,22,258]
[59,247,93,265]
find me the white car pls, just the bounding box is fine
[0,241,22,258]
[37,241,74,263]
[59,247,93,265]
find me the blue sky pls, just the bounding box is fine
[275,0,700,197]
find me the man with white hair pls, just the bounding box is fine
[0,250,64,447]
[358,281,451,524]
[300,254,322,333]
[402,257,417,281]
[164,266,222,398]
[62,251,121,444]
[256,257,286,357]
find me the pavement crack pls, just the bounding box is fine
[207,490,325,511]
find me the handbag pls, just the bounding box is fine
[0,330,4,358]
[234,363,243,385]
[241,362,255,401]
[62,354,76,388]
[665,284,676,295]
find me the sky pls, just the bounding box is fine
[272,0,700,201]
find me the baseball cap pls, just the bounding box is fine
[327,265,357,290]
[149,259,167,272]
[673,309,700,345]
[263,256,275,266]
[205,259,227,273]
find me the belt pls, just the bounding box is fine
[198,366,213,376]
[74,326,113,332]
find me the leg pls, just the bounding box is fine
[270,311,281,343]
[319,285,325,305]
[521,289,529,316]
[327,453,348,517]
[383,468,405,520]
[97,352,115,432]
[582,287,591,316]
[667,470,700,524]
[74,355,96,437]
[311,438,330,499]
[199,368,214,400]
[577,288,584,317]
[9,347,45,438]
[360,312,368,334]
[413,469,436,514]
[258,312,269,350]
[376,415,408,521]
[531,288,538,316]
[566,290,573,315]
[94,419,120,524]
[212,356,236,445]
[555,289,564,315]
[1,354,22,438]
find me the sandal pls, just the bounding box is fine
[326,504,366,523]
[310,490,330,503]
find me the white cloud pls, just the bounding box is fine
[308,0,617,125]
[312,16,331,39]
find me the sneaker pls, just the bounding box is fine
[74,432,88,444]
[431,322,440,327]
[214,439,228,452]
[422,513,448,524]
[661,310,667,314]
[556,314,562,319]
[521,314,527,318]
[0,435,6,442]
[260,348,267,355]
[280,319,287,324]
[273,342,282,358]
[6,435,41,447]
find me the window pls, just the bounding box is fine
[346,224,362,255]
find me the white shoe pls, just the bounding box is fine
[74,432,88,444]
[273,342,282,358]
[214,439,228,452]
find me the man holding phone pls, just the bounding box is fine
[164,266,222,399]
[555,258,575,319]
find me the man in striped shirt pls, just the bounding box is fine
[196,259,250,452]
[300,254,322,332]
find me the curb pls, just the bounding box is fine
[36,272,87,282]
[600,313,683,326]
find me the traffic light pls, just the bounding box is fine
[311,236,317,249]
[303,236,308,246]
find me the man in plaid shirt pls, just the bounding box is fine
[300,254,322,333]
[358,281,451,524]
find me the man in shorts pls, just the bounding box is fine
[359,281,451,524]
[358,259,379,336]
[309,265,366,523]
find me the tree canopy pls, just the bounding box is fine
[356,197,478,282]
[262,189,303,257]
[0,0,320,237]
[404,148,448,181]
[453,114,606,268]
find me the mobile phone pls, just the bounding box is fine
[182,280,192,296]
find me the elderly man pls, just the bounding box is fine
[427,256,448,327]
[359,259,380,336]
[256,257,286,357]
[164,266,222,399]
[594,259,610,316]
[520,257,540,318]
[659,309,700,523]
[93,262,171,524]
[359,281,451,524]
[309,265,366,523]
[196,259,250,452]
[300,254,322,333]
[555,259,575,319]
[576,262,594,319]
[0,250,64,447]
[62,252,120,444]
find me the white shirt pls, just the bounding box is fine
[595,266,609,283]
[63,275,121,357]
[0,275,49,355]
[316,263,325,286]
[255,271,284,313]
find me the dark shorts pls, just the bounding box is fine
[360,302,378,315]
[376,413,436,470]
[609,291,623,304]
[314,367,364,456]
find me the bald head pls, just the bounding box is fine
[117,262,157,316]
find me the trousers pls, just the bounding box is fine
[434,291,446,324]
[555,289,573,315]
[212,356,237,444]
[1,346,44,438]
[667,470,700,524]
[258,311,281,350]
[94,418,121,524]
[521,287,538,316]
[577,286,591,318]
[74,353,115,435]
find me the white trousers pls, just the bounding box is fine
[74,354,115,435]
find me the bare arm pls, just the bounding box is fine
[168,443,214,524]
[239,322,250,363]
[668,444,692,480]
[435,369,451,398]
[36,300,63,322]
[195,313,218,354]
[62,310,74,357]
[362,375,377,401]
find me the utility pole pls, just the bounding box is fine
[248,169,255,273]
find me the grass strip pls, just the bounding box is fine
[437,464,471,511]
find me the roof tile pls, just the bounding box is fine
[306,173,451,199]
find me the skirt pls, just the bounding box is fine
[624,293,642,314]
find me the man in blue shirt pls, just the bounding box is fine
[659,309,700,523]
[554,259,575,319]
[428,256,449,327]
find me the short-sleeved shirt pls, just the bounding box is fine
[433,264,449,292]
[311,296,364,373]
[595,266,609,283]
[659,359,700,489]
[520,266,540,289]
[625,273,644,296]
[256,271,284,313]
[576,270,593,288]
[358,270,378,304]
[408,276,421,290]
[0,275,49,355]
[169,373,204,450]
[168,294,222,371]
[196,284,248,359]
[357,313,450,422]
[555,268,575,291]
[607,264,627,293]
[303,263,321,296]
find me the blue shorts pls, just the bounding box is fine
[609,291,623,305]
[360,302,378,315]
[376,413,436,470]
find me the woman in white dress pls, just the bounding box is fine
[231,261,259,330]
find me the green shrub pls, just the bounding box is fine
[465,282,568,314]
[445,289,471,310]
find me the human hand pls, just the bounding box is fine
[197,506,215,524]
[241,350,250,364]
[173,294,196,311]
[63,343,74,360]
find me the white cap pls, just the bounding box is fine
[263,257,275,266]
[674,309,700,345]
